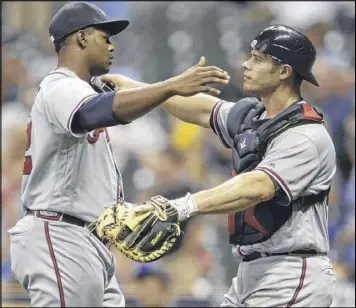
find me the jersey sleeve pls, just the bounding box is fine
[255,132,321,206]
[44,78,98,137]
[209,100,235,148]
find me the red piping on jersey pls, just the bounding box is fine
[104,127,110,142]
[44,222,66,307]
[237,246,246,256]
[213,101,223,130]
[286,257,307,307]
[23,156,33,175]
[256,167,293,202]
[87,128,105,144]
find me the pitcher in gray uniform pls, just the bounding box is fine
[111,25,337,307]
[8,2,230,307]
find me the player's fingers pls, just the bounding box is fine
[202,76,230,85]
[134,204,155,213]
[99,75,120,90]
[193,56,206,68]
[99,74,113,82]
[200,70,231,79]
[122,201,134,207]
[110,82,119,90]
[199,86,221,95]
[199,66,228,74]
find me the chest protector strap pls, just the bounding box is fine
[226,100,328,246]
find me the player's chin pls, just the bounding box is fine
[242,83,260,95]
[242,83,253,93]
[101,62,111,74]
[91,66,110,76]
[102,66,110,74]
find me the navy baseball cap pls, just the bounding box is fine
[49,2,129,44]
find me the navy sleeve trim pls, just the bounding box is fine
[255,167,292,206]
[209,101,221,134]
[71,92,130,133]
[209,100,230,148]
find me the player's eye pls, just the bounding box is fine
[254,56,262,63]
[105,37,112,44]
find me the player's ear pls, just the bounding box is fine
[280,64,293,81]
[76,30,88,49]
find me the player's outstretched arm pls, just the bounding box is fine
[100,57,230,128]
[108,57,229,123]
[92,172,273,262]
[135,170,276,221]
[160,93,220,128]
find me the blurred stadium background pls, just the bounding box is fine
[1,1,355,307]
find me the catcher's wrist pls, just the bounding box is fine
[174,193,198,222]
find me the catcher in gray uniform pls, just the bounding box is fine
[103,25,337,307]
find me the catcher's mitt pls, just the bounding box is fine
[94,196,181,262]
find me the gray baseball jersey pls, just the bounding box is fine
[211,99,336,256]
[21,67,123,223]
[9,67,125,306]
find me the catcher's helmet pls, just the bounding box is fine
[251,25,319,87]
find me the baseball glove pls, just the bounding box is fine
[94,196,181,262]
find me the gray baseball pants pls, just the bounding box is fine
[9,213,125,307]
[221,254,336,307]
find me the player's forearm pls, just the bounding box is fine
[114,76,147,89]
[112,81,174,122]
[110,75,219,128]
[160,94,219,128]
[192,170,275,215]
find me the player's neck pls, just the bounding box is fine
[57,55,91,83]
[261,86,301,119]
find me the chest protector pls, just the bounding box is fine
[226,98,328,246]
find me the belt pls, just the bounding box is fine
[242,249,320,262]
[26,210,109,245]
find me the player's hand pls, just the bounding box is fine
[99,74,144,90]
[165,56,230,96]
[94,199,181,262]
[134,193,198,222]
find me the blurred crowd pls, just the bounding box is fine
[2,1,355,307]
